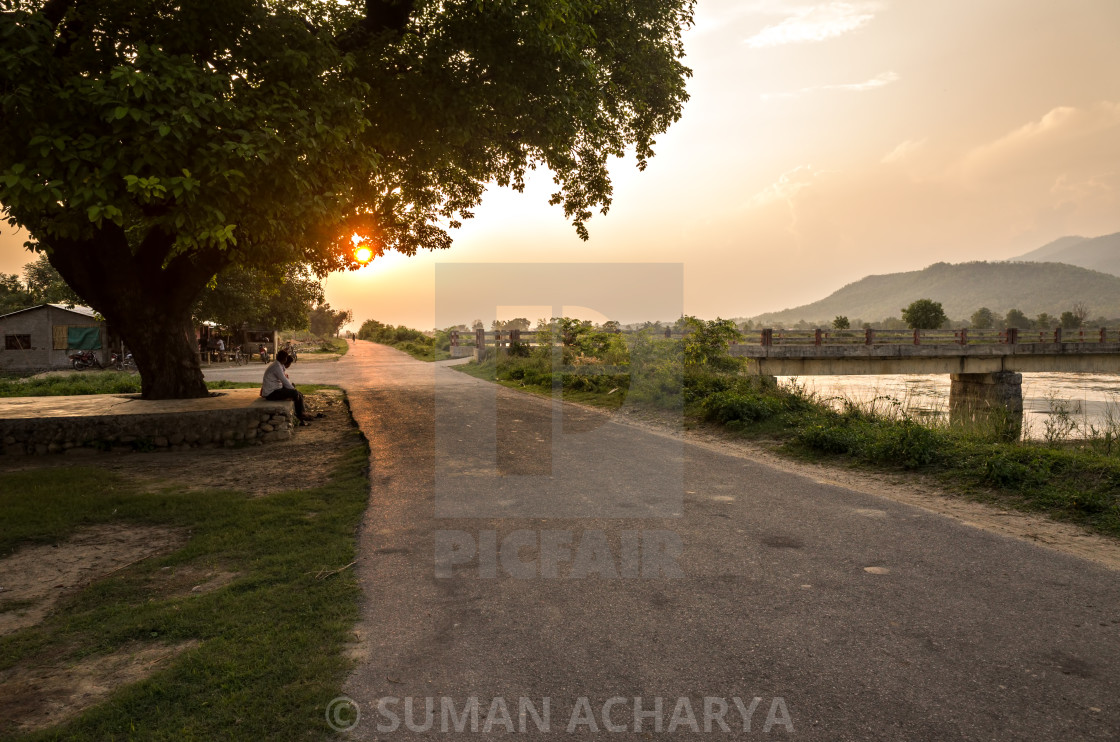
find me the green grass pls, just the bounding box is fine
[456,355,628,409]
[458,353,1120,539]
[0,410,369,740]
[383,340,451,362]
[0,372,261,398]
[300,337,349,356]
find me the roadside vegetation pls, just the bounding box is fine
[458,316,1120,539]
[0,396,368,740]
[290,335,349,357]
[357,319,451,361]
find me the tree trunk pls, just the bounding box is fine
[120,308,209,399]
[43,225,224,399]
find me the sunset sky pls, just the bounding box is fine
[3,0,1119,329]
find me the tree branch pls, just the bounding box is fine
[335,0,416,51]
[365,0,415,34]
[40,0,76,29]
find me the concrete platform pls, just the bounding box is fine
[0,389,295,456]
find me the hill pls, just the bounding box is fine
[751,261,1120,327]
[1011,231,1120,276]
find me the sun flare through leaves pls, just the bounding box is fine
[351,233,373,265]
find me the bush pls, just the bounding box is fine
[864,418,943,469]
[701,390,782,426]
[984,454,1037,488]
[794,423,859,455]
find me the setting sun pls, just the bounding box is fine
[350,232,373,264]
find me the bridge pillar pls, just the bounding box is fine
[949,372,1023,440]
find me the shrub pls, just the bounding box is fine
[864,418,943,468]
[794,423,859,455]
[702,391,782,425]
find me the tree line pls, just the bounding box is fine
[804,301,1098,332]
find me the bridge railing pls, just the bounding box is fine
[447,326,1120,350]
[740,327,1119,347]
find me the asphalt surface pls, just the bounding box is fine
[208,341,1120,741]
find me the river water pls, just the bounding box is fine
[780,372,1120,440]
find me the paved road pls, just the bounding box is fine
[209,341,1120,740]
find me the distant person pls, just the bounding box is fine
[260,350,311,424]
[216,337,225,362]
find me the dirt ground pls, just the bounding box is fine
[0,388,352,497]
[0,641,200,734]
[0,524,187,637]
[0,389,358,734]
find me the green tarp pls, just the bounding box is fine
[67,326,102,350]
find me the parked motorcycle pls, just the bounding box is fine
[69,350,102,370]
[111,351,136,371]
[258,344,270,363]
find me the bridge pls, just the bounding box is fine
[454,326,1120,437]
[728,328,1120,436]
[727,327,1120,374]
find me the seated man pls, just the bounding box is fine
[260,350,311,424]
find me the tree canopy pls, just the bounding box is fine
[193,264,323,333]
[0,253,82,313]
[969,307,994,330]
[901,299,947,330]
[309,303,352,337]
[0,0,695,397]
[1005,308,1030,329]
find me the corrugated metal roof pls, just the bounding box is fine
[0,303,101,321]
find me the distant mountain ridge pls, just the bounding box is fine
[751,261,1120,327]
[1011,231,1120,276]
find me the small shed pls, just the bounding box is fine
[0,304,110,372]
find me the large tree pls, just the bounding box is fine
[0,0,695,397]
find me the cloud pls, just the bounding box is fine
[745,2,884,48]
[744,165,826,209]
[957,101,1120,183]
[881,137,927,165]
[761,71,899,100]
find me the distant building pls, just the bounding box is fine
[0,304,110,372]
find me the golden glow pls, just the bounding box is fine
[354,245,373,264]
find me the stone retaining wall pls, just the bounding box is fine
[1,402,295,456]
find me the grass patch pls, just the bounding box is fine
[456,354,629,410]
[300,337,349,356]
[0,372,261,398]
[387,340,452,362]
[0,412,369,739]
